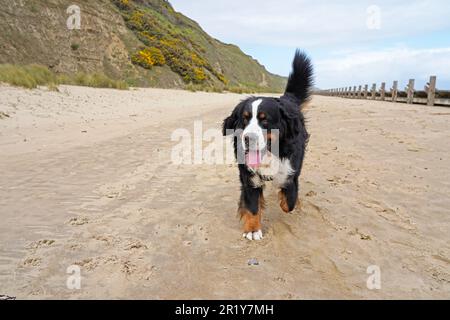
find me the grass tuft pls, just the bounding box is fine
[0,64,128,90]
[0,64,56,89]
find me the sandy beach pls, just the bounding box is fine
[0,85,449,299]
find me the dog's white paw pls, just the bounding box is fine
[253,230,263,240]
[243,230,263,241]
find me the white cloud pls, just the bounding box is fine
[316,47,450,88]
[170,0,450,47]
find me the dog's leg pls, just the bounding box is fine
[239,187,264,241]
[279,176,299,213]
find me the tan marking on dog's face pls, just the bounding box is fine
[266,132,277,142]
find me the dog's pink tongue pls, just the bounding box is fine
[246,150,261,169]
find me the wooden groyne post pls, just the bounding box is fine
[426,76,437,106]
[317,76,447,107]
[406,79,415,104]
[391,81,398,103]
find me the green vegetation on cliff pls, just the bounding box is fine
[0,0,285,92]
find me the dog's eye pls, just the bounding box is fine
[243,113,251,125]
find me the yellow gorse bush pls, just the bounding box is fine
[116,0,130,10]
[112,0,227,85]
[193,68,207,82]
[132,47,166,69]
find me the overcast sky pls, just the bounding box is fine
[170,0,450,89]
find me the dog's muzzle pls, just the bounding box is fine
[243,132,266,169]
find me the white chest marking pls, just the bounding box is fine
[250,154,294,188]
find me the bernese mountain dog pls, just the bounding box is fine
[222,50,313,241]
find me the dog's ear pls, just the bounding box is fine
[222,99,247,136]
[222,113,236,136]
[279,105,300,139]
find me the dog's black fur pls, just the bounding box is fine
[222,50,313,228]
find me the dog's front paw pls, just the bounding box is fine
[243,230,263,241]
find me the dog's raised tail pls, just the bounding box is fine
[283,50,314,106]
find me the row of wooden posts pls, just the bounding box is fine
[316,76,450,107]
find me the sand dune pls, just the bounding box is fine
[0,85,449,299]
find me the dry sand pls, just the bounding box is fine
[0,85,449,299]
